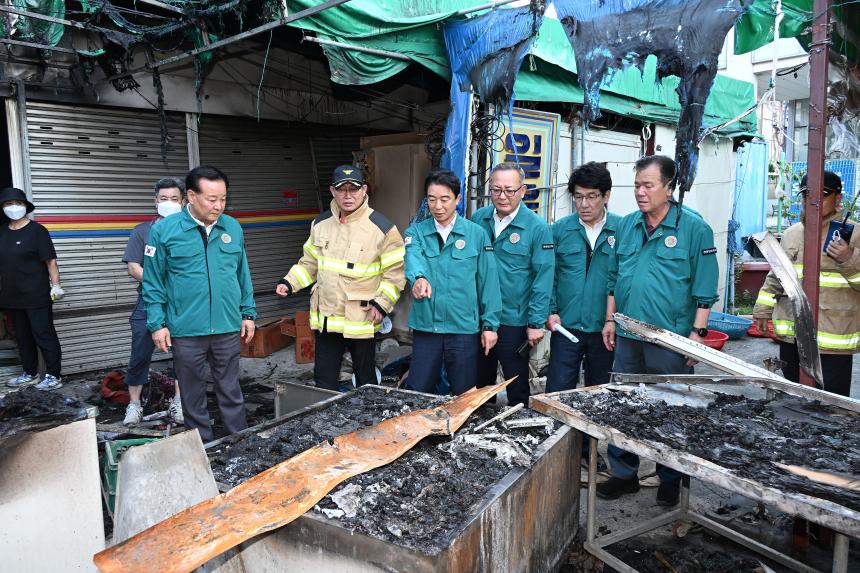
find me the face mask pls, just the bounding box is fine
[3,205,26,221]
[157,202,182,218]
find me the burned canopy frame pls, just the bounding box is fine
[438,1,544,208]
[554,0,748,210]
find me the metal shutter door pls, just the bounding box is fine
[26,102,188,373]
[196,115,319,320]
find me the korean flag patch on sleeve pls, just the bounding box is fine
[144,245,156,257]
[404,236,413,246]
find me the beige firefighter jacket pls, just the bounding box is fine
[753,209,860,354]
[284,198,406,339]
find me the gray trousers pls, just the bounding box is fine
[172,333,247,443]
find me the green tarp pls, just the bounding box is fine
[286,0,758,135]
[11,0,66,47]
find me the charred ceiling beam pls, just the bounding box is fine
[0,38,79,54]
[100,0,353,83]
[302,36,411,61]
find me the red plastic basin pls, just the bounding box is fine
[702,330,729,351]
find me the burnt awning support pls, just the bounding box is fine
[799,0,831,388]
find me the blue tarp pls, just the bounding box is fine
[439,5,543,212]
[732,141,769,251]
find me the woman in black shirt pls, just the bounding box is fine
[0,187,65,390]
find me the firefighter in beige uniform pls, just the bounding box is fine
[754,171,860,396]
[276,165,406,390]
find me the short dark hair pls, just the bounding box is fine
[569,162,612,195]
[424,168,461,197]
[186,166,229,194]
[635,155,677,190]
[154,177,185,196]
[799,170,842,195]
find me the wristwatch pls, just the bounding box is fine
[694,327,709,337]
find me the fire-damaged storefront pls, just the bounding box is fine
[13,100,375,373]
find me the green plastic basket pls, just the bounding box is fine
[102,438,159,515]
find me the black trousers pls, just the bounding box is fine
[778,341,854,397]
[172,333,247,443]
[10,306,62,377]
[477,325,531,406]
[314,331,377,391]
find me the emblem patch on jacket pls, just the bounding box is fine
[510,233,520,244]
[542,243,554,249]
[608,236,616,248]
[221,233,232,244]
[455,239,466,250]
[702,247,717,255]
[144,245,156,257]
[664,236,678,248]
[404,236,413,246]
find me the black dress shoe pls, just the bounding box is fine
[596,476,640,500]
[656,481,680,506]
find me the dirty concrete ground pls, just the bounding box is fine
[3,334,859,571]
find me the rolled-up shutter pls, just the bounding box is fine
[26,102,188,374]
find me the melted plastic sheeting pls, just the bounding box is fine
[554,0,746,198]
[93,380,513,573]
[438,3,544,207]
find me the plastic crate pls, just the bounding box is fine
[102,438,159,515]
[707,311,753,340]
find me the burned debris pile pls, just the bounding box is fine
[209,386,555,553]
[0,387,91,440]
[560,390,860,511]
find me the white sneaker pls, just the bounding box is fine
[7,373,37,388]
[123,401,143,426]
[35,374,62,390]
[168,395,184,425]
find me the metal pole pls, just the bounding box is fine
[185,112,200,169]
[799,0,830,388]
[150,0,354,70]
[451,0,521,17]
[134,0,186,15]
[0,38,78,54]
[14,81,32,200]
[832,532,849,573]
[302,36,411,61]
[0,5,112,32]
[586,436,598,544]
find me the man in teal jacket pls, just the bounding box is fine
[547,162,619,392]
[600,155,719,507]
[472,163,554,406]
[143,166,256,442]
[405,169,501,395]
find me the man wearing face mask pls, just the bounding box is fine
[143,166,256,443]
[1,187,65,390]
[120,178,186,426]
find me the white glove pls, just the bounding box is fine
[50,284,65,301]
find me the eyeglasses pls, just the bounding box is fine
[573,193,603,203]
[334,185,364,195]
[490,185,524,197]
